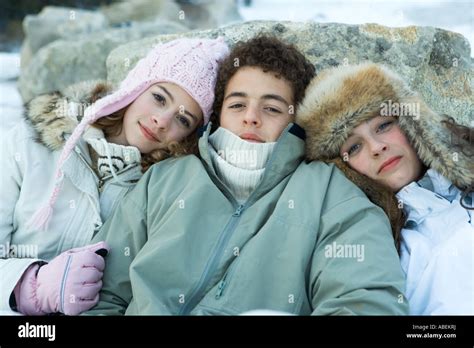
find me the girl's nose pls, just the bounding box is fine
[370,139,388,157]
[151,112,172,131]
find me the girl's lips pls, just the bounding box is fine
[139,122,159,142]
[378,156,402,174]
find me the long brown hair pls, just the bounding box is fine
[441,116,474,157]
[92,107,199,173]
[441,116,474,209]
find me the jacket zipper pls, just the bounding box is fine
[98,179,105,192]
[179,203,245,315]
[178,128,290,313]
[215,257,240,300]
[215,273,228,299]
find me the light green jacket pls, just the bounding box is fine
[87,123,408,315]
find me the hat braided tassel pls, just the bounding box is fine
[27,116,90,231]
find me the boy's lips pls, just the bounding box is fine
[240,133,264,143]
[378,156,402,174]
[139,122,160,142]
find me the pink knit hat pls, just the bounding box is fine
[29,37,229,231]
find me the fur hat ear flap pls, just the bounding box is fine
[329,157,405,252]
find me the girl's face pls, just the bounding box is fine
[111,82,203,154]
[340,116,424,192]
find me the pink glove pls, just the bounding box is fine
[14,241,110,315]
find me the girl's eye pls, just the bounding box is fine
[264,107,282,113]
[153,93,166,106]
[229,103,244,109]
[377,121,393,132]
[347,143,361,156]
[177,115,190,128]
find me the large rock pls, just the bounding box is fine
[18,20,188,102]
[107,21,473,125]
[20,2,189,69]
[17,1,243,102]
[21,6,108,67]
[101,0,182,26]
[175,0,242,29]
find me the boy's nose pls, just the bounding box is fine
[243,105,261,126]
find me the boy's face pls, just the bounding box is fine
[340,116,424,192]
[219,66,294,143]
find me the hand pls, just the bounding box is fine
[16,241,110,315]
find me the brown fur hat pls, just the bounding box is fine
[296,62,474,249]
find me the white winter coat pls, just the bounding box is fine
[0,87,142,314]
[397,169,474,315]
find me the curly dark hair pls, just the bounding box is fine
[211,35,316,126]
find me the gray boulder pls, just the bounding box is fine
[21,6,108,67]
[18,20,188,102]
[17,1,244,103]
[101,0,182,26]
[175,0,243,29]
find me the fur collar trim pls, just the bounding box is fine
[24,80,112,151]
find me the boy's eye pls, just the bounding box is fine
[153,93,166,106]
[264,106,282,113]
[229,103,244,109]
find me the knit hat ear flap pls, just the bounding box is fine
[329,157,404,252]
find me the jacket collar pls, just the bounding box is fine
[396,169,472,224]
[198,122,306,204]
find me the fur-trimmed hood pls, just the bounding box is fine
[24,80,112,152]
[296,62,473,189]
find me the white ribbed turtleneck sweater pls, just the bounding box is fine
[208,127,276,203]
